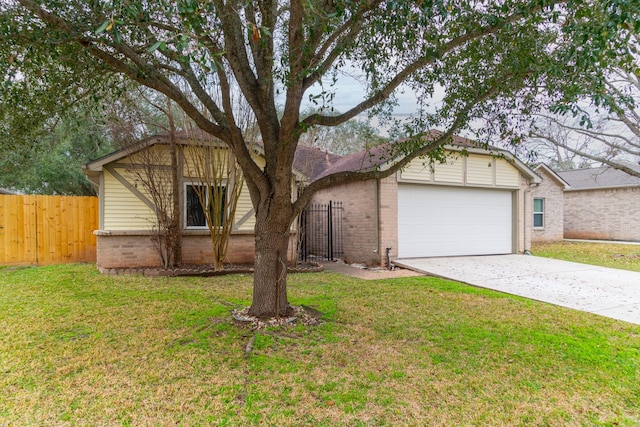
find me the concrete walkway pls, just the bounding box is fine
[394,255,640,325]
[320,260,422,280]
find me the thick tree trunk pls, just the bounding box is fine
[168,100,182,266]
[248,208,295,318]
[170,130,182,266]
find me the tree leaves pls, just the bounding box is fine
[96,18,116,34]
[95,19,111,34]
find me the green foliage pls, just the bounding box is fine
[1,0,635,180]
[0,109,114,195]
[2,0,636,151]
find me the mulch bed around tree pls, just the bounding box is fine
[98,262,323,277]
[232,304,325,331]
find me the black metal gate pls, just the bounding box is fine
[298,201,344,261]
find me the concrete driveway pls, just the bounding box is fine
[394,255,640,325]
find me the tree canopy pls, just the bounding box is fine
[1,0,637,317]
[0,108,114,195]
[528,36,640,176]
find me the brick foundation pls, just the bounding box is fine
[95,231,297,269]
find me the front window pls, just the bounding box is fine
[185,183,226,228]
[533,198,544,228]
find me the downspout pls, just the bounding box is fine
[374,179,381,265]
[523,181,539,255]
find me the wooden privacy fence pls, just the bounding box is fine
[0,195,98,266]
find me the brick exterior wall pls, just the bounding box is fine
[531,168,565,243]
[309,172,533,267]
[378,175,398,267]
[518,176,532,253]
[564,187,640,241]
[96,232,297,269]
[309,180,380,266]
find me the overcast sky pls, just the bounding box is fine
[301,65,425,136]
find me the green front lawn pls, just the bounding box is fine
[1,264,639,425]
[533,241,640,272]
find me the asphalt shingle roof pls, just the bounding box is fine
[558,165,640,189]
[310,131,509,181]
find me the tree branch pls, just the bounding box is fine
[531,131,640,178]
[293,83,501,215]
[302,1,382,91]
[301,2,550,129]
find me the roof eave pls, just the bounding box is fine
[564,184,640,192]
[84,136,165,172]
[534,164,571,189]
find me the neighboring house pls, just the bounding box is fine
[84,133,302,270]
[531,164,570,243]
[557,166,640,241]
[0,188,15,195]
[308,135,542,267]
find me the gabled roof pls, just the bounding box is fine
[84,131,222,172]
[0,188,15,195]
[558,165,640,190]
[84,132,310,182]
[311,131,541,183]
[86,129,540,186]
[534,164,571,189]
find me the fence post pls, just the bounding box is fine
[327,201,333,260]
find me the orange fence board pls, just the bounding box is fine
[0,195,98,266]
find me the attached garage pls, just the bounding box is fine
[308,137,542,267]
[397,184,514,257]
[394,148,535,260]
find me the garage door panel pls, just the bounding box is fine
[398,185,513,258]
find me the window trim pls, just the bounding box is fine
[184,181,228,230]
[533,197,544,229]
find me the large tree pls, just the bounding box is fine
[1,0,636,317]
[0,107,115,195]
[528,40,640,176]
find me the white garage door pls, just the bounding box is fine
[397,184,514,258]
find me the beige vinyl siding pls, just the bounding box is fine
[234,182,255,231]
[495,158,520,187]
[433,156,464,184]
[182,146,231,178]
[252,153,266,169]
[100,145,297,234]
[127,144,173,166]
[103,170,155,230]
[120,165,173,202]
[466,155,494,185]
[233,153,267,231]
[397,151,524,189]
[400,158,432,182]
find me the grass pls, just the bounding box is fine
[532,241,640,272]
[1,264,639,426]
